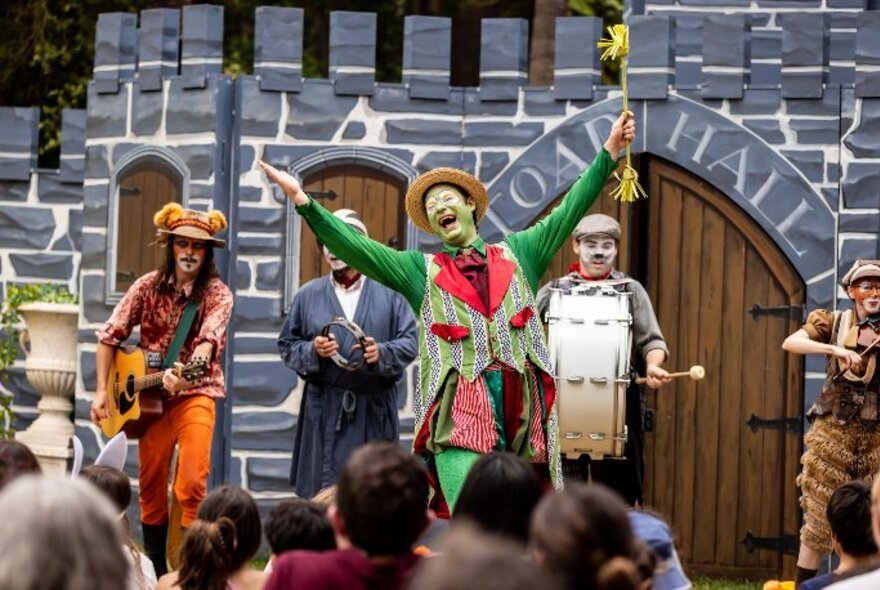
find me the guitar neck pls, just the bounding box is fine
[131,372,165,392]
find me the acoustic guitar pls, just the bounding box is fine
[100,345,209,439]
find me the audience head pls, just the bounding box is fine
[409,523,562,590]
[80,464,131,515]
[311,484,337,508]
[453,452,543,545]
[0,438,41,491]
[334,442,430,556]
[828,480,878,558]
[176,485,262,590]
[0,475,129,590]
[266,498,336,556]
[530,483,641,590]
[628,510,690,590]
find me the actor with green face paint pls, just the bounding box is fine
[259,111,636,516]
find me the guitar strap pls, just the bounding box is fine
[163,299,199,370]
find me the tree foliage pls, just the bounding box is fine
[0,0,621,168]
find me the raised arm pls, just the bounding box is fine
[506,112,634,292]
[259,161,425,310]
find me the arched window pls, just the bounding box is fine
[106,147,190,302]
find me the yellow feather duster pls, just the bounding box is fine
[154,202,183,228]
[208,210,228,233]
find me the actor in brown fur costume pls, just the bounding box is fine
[782,259,880,585]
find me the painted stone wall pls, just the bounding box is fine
[0,3,878,515]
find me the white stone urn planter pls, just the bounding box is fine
[14,302,79,474]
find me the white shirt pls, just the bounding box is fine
[827,568,880,590]
[331,274,364,321]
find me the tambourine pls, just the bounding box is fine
[321,316,370,371]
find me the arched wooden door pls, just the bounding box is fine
[299,165,406,286]
[534,156,804,580]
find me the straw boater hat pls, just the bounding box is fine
[842,259,880,287]
[154,203,228,248]
[405,168,489,234]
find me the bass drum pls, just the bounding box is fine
[547,283,633,468]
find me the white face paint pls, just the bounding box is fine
[323,245,349,272]
[575,236,618,278]
[851,279,880,316]
[172,237,206,279]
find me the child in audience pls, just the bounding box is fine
[81,465,157,590]
[265,498,336,561]
[452,452,543,546]
[266,442,431,590]
[530,483,645,590]
[0,438,41,490]
[156,485,267,590]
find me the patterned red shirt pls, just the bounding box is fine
[96,270,234,399]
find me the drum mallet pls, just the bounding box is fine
[635,365,705,385]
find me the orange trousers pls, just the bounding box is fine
[139,394,216,527]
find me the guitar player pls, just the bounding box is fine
[90,203,233,577]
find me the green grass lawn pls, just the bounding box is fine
[692,577,762,589]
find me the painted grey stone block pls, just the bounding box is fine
[255,7,303,93]
[87,83,128,138]
[231,411,295,451]
[262,145,321,169]
[828,0,865,5]
[10,254,74,280]
[826,161,840,184]
[234,335,279,355]
[751,28,781,60]
[342,122,366,140]
[7,366,38,405]
[843,99,880,157]
[239,186,263,202]
[842,162,880,209]
[75,425,102,465]
[680,0,749,4]
[234,295,283,330]
[256,261,283,291]
[0,107,38,181]
[286,82,357,141]
[131,85,164,136]
[0,207,54,248]
[239,146,255,173]
[403,16,451,100]
[239,77,282,137]
[82,274,115,324]
[238,205,284,233]
[38,175,84,204]
[629,16,674,99]
[227,456,243,487]
[137,8,180,92]
[85,145,110,179]
[701,15,747,99]
[0,181,29,202]
[479,19,528,102]
[780,13,827,99]
[524,89,566,116]
[82,231,106,270]
[83,184,109,228]
[93,12,137,94]
[166,77,220,134]
[464,122,543,147]
[841,238,880,266]
[856,13,880,97]
[750,62,782,89]
[80,349,97,394]
[386,119,462,145]
[786,90,840,117]
[59,109,86,183]
[369,86,462,115]
[12,411,36,433]
[180,5,224,89]
[236,260,251,290]
[238,234,283,256]
[111,143,139,166]
[329,11,376,96]
[780,150,825,182]
[66,208,82,252]
[479,152,510,183]
[416,152,476,175]
[554,17,601,100]
[173,145,214,180]
[465,88,517,116]
[840,211,880,233]
[247,457,293,492]
[742,119,785,144]
[788,117,839,145]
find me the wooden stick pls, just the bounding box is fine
[635,365,705,385]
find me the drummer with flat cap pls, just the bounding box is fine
[535,213,671,505]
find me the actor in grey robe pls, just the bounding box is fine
[278,210,418,498]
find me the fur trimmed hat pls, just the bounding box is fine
[154,203,228,248]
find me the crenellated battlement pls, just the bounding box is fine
[85,4,880,102]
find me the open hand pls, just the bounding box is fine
[258,161,308,206]
[604,111,636,156]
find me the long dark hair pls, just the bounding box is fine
[154,235,219,302]
[175,486,262,590]
[453,452,543,545]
